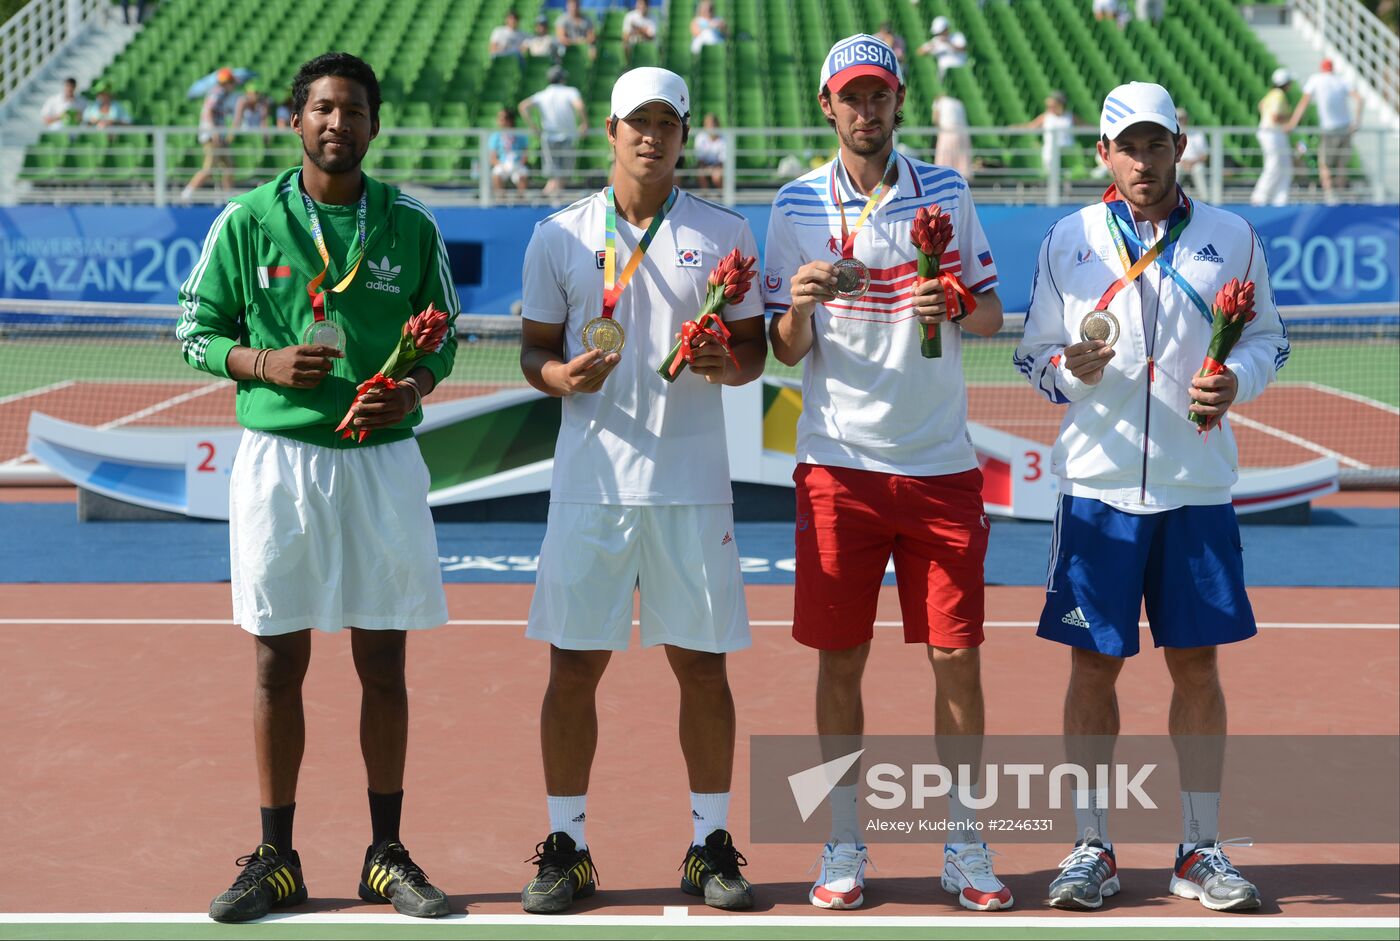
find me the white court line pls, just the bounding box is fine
[0,379,76,407]
[1228,413,1370,469]
[1296,380,1400,416]
[0,912,1395,929]
[0,618,1394,630]
[97,381,225,431]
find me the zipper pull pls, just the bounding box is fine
[1148,357,1155,382]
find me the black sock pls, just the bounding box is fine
[368,789,404,847]
[260,803,295,855]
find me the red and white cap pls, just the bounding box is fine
[820,34,903,94]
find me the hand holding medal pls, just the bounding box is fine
[583,187,679,355]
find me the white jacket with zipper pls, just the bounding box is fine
[1013,189,1289,507]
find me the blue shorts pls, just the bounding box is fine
[1037,495,1257,657]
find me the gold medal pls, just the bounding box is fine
[833,257,871,300]
[301,320,346,350]
[1079,310,1120,348]
[581,316,626,354]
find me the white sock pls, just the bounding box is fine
[547,794,588,849]
[946,782,981,848]
[1181,791,1220,851]
[1073,787,1111,846]
[829,784,860,846]
[690,791,730,846]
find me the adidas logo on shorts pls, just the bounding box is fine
[721,531,733,546]
[1061,606,1091,629]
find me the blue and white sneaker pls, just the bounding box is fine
[1048,830,1119,910]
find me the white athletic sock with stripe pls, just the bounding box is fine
[547,794,588,850]
[691,791,730,846]
[1180,791,1221,851]
[947,783,981,849]
[829,784,861,846]
[1073,787,1112,846]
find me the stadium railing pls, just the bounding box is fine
[12,124,1398,207]
[1293,0,1400,118]
[0,0,109,119]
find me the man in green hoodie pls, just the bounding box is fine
[177,52,459,923]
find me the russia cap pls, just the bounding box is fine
[1100,81,1179,140]
[820,34,902,94]
[611,66,691,120]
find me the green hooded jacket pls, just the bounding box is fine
[176,167,460,448]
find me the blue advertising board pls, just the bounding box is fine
[3,202,1396,312]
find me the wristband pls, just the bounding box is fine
[253,348,269,383]
[400,376,423,411]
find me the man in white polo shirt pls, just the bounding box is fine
[765,34,1009,912]
[517,66,767,914]
[1015,81,1286,913]
[1288,59,1364,202]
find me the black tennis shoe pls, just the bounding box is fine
[358,841,451,918]
[521,832,597,914]
[208,843,307,923]
[680,829,754,910]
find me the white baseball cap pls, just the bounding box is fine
[611,67,691,121]
[1271,67,1292,87]
[1099,81,1179,140]
[931,15,949,34]
[820,33,903,93]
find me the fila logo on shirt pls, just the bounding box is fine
[676,247,702,267]
[1192,243,1225,263]
[596,249,607,269]
[366,255,403,293]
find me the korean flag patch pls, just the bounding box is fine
[676,248,702,267]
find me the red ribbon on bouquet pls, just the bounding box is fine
[335,373,398,442]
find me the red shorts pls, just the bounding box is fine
[792,463,989,650]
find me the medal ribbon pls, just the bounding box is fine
[835,149,898,259]
[1097,202,1210,323]
[603,186,678,319]
[298,170,368,321]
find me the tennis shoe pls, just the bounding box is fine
[521,832,597,914]
[1170,838,1261,911]
[358,841,450,918]
[208,843,306,923]
[680,829,754,910]
[941,842,1013,911]
[1048,830,1119,910]
[809,842,870,909]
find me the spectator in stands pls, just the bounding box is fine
[41,77,86,128]
[916,16,952,58]
[1092,0,1121,22]
[82,82,132,128]
[939,31,969,79]
[693,112,726,189]
[524,14,562,60]
[1252,67,1293,206]
[556,0,597,59]
[1136,0,1165,24]
[519,66,587,197]
[622,0,658,61]
[1024,90,1075,183]
[490,10,527,59]
[933,93,973,180]
[1177,106,1210,198]
[489,108,530,196]
[690,0,727,56]
[1289,58,1363,202]
[275,95,294,128]
[875,22,906,62]
[233,82,270,131]
[115,0,148,25]
[182,67,239,201]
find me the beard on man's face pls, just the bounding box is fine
[303,135,365,174]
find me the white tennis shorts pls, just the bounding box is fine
[229,429,449,636]
[526,503,751,653]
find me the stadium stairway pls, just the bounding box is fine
[1248,16,1400,201]
[0,13,139,203]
